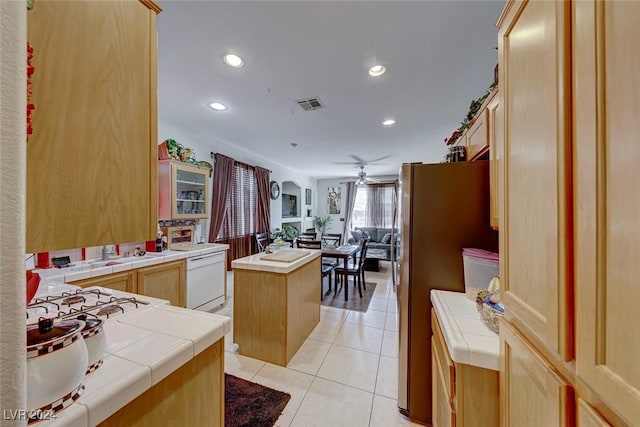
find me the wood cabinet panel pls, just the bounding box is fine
[136,260,185,307]
[26,0,159,252]
[466,108,488,161]
[488,96,501,230]
[158,160,210,220]
[69,271,136,293]
[500,321,574,427]
[99,338,224,427]
[432,337,455,427]
[577,399,611,427]
[573,1,640,424]
[498,0,573,361]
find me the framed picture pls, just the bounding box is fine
[305,188,312,205]
[327,187,341,214]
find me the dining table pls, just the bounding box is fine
[321,244,360,301]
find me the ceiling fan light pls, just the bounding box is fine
[368,64,387,77]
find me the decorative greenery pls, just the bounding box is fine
[313,216,333,235]
[272,225,299,241]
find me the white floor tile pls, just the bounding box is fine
[368,296,389,312]
[252,363,314,427]
[287,338,332,375]
[381,330,399,358]
[369,395,421,427]
[224,352,265,380]
[384,312,398,332]
[375,356,399,399]
[386,297,398,313]
[320,305,351,323]
[290,377,373,427]
[317,344,380,392]
[308,318,345,343]
[345,309,387,329]
[334,322,383,354]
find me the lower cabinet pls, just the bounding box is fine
[69,260,186,307]
[432,310,499,427]
[70,271,136,293]
[500,321,574,426]
[136,261,185,307]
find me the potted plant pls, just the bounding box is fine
[313,216,333,235]
[272,225,299,242]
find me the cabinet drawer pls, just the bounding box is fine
[432,309,455,401]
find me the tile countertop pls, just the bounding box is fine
[35,282,231,427]
[34,243,229,283]
[231,249,321,274]
[431,290,499,371]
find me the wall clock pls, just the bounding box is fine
[269,181,280,200]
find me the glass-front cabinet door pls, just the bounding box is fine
[158,160,210,220]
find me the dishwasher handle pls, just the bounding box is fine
[187,252,225,269]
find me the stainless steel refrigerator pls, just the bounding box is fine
[392,161,498,425]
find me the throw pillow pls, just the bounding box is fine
[351,230,362,242]
[361,231,370,241]
[381,232,392,244]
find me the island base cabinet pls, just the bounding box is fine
[98,338,224,427]
[500,321,574,426]
[233,257,321,366]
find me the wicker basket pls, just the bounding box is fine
[475,290,503,334]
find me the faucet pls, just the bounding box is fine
[101,245,111,261]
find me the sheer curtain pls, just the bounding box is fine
[365,183,395,227]
[342,182,357,244]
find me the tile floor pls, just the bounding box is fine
[212,262,421,427]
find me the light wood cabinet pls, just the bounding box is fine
[498,0,573,362]
[577,399,611,427]
[136,260,185,307]
[498,0,640,424]
[487,96,500,230]
[573,1,640,424]
[431,311,499,427]
[465,108,488,161]
[26,0,161,252]
[69,271,136,294]
[500,321,574,426]
[158,160,210,220]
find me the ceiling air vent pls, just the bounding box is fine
[296,97,325,111]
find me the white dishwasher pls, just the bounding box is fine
[186,251,226,311]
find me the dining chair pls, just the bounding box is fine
[255,232,269,252]
[295,238,334,298]
[321,233,342,247]
[335,238,368,298]
[299,232,317,240]
[296,238,321,249]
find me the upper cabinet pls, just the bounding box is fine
[465,108,489,161]
[487,96,501,230]
[574,0,640,424]
[26,0,161,252]
[498,0,572,362]
[158,160,210,220]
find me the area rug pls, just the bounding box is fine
[225,374,291,427]
[321,281,377,312]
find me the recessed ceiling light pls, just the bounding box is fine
[222,53,244,68]
[208,102,227,111]
[382,119,396,126]
[368,64,387,77]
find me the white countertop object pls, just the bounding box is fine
[32,282,231,426]
[231,249,320,274]
[431,290,499,371]
[34,244,229,283]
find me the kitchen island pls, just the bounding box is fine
[231,249,321,366]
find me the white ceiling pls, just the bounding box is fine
[157,1,505,179]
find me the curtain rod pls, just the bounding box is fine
[210,152,272,173]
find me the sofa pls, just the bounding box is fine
[347,227,398,261]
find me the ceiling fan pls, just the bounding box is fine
[333,155,392,185]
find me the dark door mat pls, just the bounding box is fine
[225,373,291,427]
